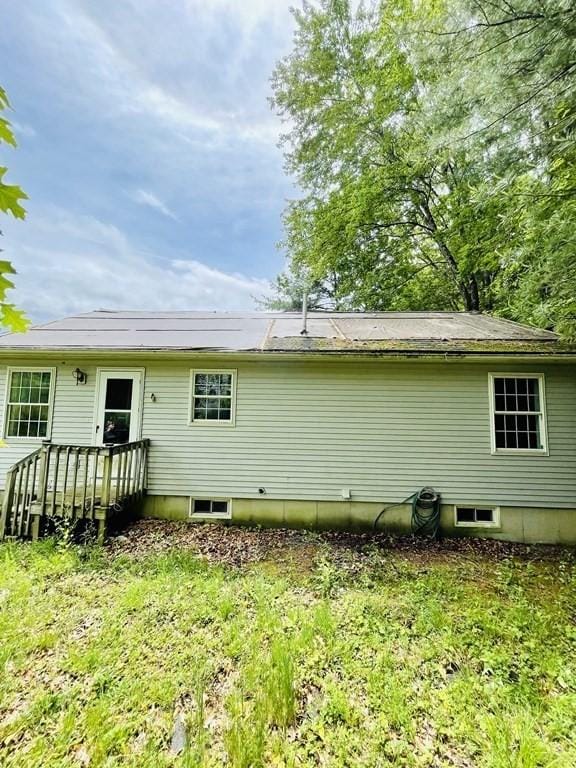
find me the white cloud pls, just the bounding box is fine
[42,0,293,147]
[1,1,293,318]
[4,207,270,322]
[128,189,178,221]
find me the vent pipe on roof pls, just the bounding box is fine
[300,291,308,336]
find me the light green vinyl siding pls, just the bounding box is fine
[0,356,574,508]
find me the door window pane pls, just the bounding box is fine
[103,411,131,444]
[102,378,134,443]
[105,379,133,410]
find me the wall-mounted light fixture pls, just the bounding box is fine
[72,367,87,385]
[150,393,157,402]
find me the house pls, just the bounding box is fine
[0,309,574,544]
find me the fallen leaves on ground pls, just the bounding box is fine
[105,519,573,568]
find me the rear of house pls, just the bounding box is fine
[0,310,574,544]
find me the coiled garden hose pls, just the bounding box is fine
[373,486,441,539]
[410,487,441,538]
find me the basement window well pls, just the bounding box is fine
[190,498,231,519]
[454,506,500,528]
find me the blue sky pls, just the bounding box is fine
[1,0,297,322]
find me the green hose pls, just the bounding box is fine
[410,487,441,538]
[373,487,441,538]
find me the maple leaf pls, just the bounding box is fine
[0,86,9,111]
[0,167,27,219]
[0,85,29,331]
[0,303,29,332]
[0,117,16,147]
[0,273,15,299]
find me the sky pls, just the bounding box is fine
[0,0,298,323]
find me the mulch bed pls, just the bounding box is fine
[105,519,574,568]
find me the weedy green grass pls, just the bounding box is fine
[0,536,574,767]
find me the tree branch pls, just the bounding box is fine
[456,61,576,143]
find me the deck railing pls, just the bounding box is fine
[0,439,149,541]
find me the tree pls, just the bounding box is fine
[0,86,29,331]
[271,0,518,314]
[419,0,575,162]
[418,0,576,337]
[270,0,575,337]
[260,269,341,311]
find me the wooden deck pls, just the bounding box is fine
[0,439,150,542]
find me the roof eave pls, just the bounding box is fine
[0,345,574,362]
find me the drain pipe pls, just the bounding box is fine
[300,290,309,336]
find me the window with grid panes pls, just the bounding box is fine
[5,370,53,438]
[191,499,230,517]
[491,375,545,451]
[455,506,499,526]
[191,371,234,422]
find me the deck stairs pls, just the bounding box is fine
[0,439,149,542]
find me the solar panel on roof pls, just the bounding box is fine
[0,310,558,351]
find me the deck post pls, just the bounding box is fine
[0,469,17,539]
[38,441,52,512]
[96,517,107,545]
[96,447,114,546]
[34,441,53,538]
[100,446,113,513]
[31,514,41,542]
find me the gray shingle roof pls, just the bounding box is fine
[0,310,562,354]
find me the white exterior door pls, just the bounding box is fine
[94,369,144,445]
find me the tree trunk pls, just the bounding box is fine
[417,195,477,311]
[468,275,480,312]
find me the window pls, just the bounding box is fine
[190,498,231,519]
[103,378,133,444]
[455,506,499,528]
[4,369,54,438]
[190,370,236,424]
[489,374,547,453]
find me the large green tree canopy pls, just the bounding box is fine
[270,0,575,338]
[0,87,28,332]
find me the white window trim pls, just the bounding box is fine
[189,497,232,520]
[454,505,501,528]
[3,366,57,441]
[488,373,548,456]
[189,369,237,427]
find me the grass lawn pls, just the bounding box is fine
[0,522,575,767]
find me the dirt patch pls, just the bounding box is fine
[105,520,574,568]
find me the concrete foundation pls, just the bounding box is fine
[142,496,576,545]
